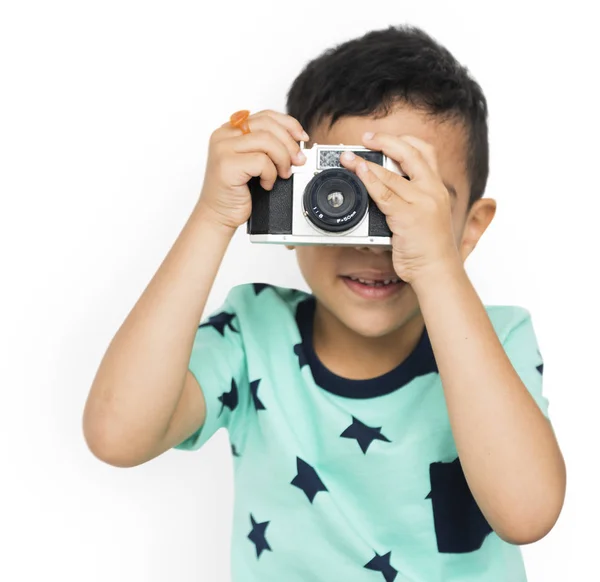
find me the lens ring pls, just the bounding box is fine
[303,169,368,232]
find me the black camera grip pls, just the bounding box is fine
[247,176,294,235]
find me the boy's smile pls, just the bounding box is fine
[340,269,405,300]
[290,104,494,378]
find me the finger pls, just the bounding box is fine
[255,154,278,191]
[365,161,418,203]
[370,135,451,202]
[361,132,438,183]
[340,151,415,204]
[235,151,278,190]
[396,135,441,177]
[216,113,307,172]
[253,110,310,142]
[246,114,307,169]
[340,152,410,213]
[228,130,293,179]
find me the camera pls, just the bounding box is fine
[247,142,407,246]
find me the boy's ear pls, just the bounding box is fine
[459,198,497,262]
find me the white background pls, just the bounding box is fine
[1,1,598,580]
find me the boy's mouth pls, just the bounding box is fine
[340,273,406,299]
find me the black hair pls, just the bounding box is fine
[286,25,489,207]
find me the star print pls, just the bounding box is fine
[536,363,544,375]
[218,379,238,416]
[248,514,272,558]
[291,457,328,503]
[231,443,241,457]
[250,379,265,411]
[364,551,397,582]
[253,283,271,295]
[294,343,308,369]
[199,311,238,336]
[341,416,391,454]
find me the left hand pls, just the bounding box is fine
[340,132,462,285]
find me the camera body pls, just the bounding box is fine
[247,142,406,246]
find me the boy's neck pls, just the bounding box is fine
[312,301,425,381]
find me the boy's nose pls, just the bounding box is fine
[354,246,390,256]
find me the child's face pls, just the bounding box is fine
[292,104,494,338]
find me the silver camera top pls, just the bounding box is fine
[295,142,406,176]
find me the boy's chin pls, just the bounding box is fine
[338,309,417,339]
[313,281,421,339]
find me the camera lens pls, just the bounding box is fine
[327,191,344,208]
[303,169,368,232]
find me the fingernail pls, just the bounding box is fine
[294,151,306,163]
[342,151,356,161]
[363,132,375,141]
[301,131,310,141]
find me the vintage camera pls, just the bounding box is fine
[247,142,407,246]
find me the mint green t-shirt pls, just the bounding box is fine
[175,283,548,582]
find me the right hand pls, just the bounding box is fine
[196,110,310,230]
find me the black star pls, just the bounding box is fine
[364,551,397,582]
[341,416,391,454]
[250,379,265,411]
[248,514,271,559]
[536,363,544,375]
[291,457,328,503]
[231,443,241,457]
[218,379,238,417]
[199,311,238,336]
[253,283,271,295]
[294,343,308,369]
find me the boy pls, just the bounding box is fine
[83,24,565,581]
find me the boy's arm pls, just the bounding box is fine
[340,132,565,545]
[82,111,307,467]
[82,205,235,467]
[413,263,566,545]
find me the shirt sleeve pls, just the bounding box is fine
[500,308,549,419]
[174,299,251,451]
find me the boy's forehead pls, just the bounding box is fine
[308,106,470,206]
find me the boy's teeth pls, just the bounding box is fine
[348,276,400,287]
